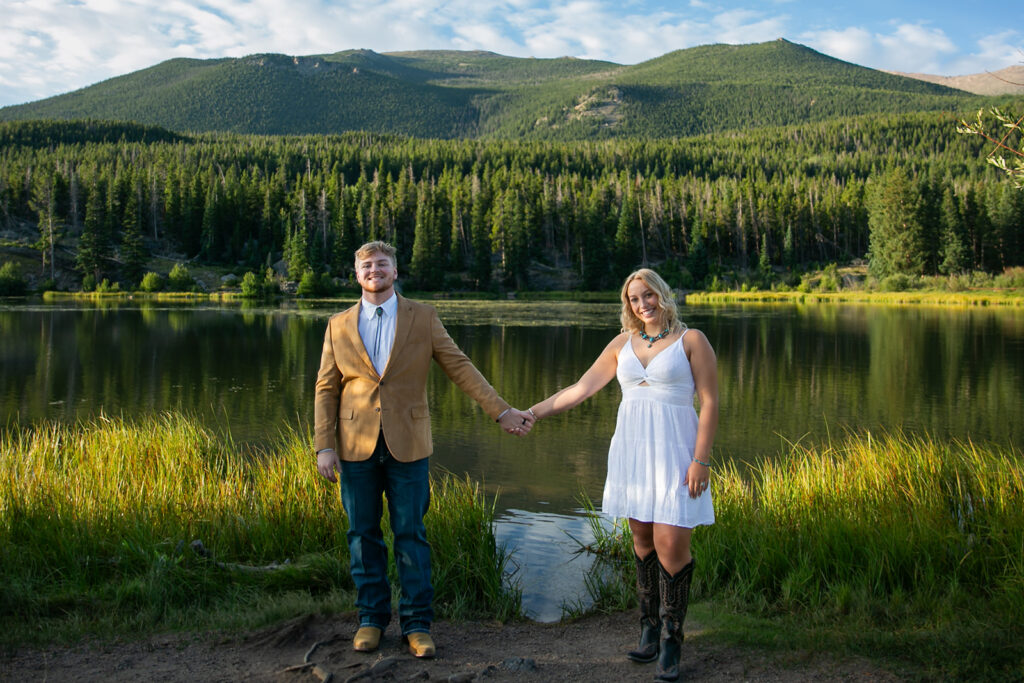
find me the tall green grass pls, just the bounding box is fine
[0,414,519,645]
[582,431,1024,679]
[686,289,1024,306]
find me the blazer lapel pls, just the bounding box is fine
[385,295,414,376]
[342,304,379,378]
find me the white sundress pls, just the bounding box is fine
[601,329,716,528]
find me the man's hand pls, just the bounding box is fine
[499,408,535,436]
[317,448,340,482]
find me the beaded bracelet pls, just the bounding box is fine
[693,457,711,467]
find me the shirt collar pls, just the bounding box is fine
[361,293,398,319]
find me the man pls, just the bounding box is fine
[315,240,533,659]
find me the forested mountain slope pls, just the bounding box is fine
[0,40,982,139]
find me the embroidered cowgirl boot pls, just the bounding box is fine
[626,550,660,663]
[655,558,694,682]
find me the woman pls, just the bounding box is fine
[528,268,718,682]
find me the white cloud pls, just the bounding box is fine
[945,31,1024,76]
[803,27,875,66]
[875,24,956,73]
[711,9,786,45]
[799,22,1021,76]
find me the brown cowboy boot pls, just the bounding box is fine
[626,550,661,663]
[655,558,694,682]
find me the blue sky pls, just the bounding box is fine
[0,0,1020,107]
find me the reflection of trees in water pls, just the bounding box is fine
[708,305,1024,457]
[8,307,322,444]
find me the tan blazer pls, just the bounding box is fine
[314,295,510,462]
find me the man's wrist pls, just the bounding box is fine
[495,408,511,422]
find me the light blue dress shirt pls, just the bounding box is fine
[358,293,397,376]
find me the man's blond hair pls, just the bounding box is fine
[355,240,397,266]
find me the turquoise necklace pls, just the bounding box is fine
[639,327,670,347]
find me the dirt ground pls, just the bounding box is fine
[1,610,902,682]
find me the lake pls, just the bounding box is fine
[3,298,1023,620]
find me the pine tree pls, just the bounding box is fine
[579,184,611,290]
[200,182,221,260]
[867,167,925,279]
[448,181,467,270]
[613,193,640,280]
[120,184,147,285]
[938,185,968,275]
[500,189,529,288]
[687,228,709,288]
[961,187,990,272]
[410,183,443,287]
[987,184,1023,270]
[77,180,110,284]
[758,232,772,282]
[469,173,492,289]
[284,210,309,281]
[30,169,60,279]
[330,179,358,278]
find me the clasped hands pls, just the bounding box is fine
[498,408,535,436]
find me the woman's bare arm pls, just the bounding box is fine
[529,333,627,419]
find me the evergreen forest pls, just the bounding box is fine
[2,106,1021,293]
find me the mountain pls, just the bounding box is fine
[0,39,983,139]
[886,66,1024,96]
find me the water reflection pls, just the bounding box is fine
[495,509,598,622]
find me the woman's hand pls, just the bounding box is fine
[686,460,710,498]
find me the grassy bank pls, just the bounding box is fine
[0,415,519,647]
[584,431,1024,680]
[32,286,1024,308]
[41,290,246,303]
[685,289,1024,306]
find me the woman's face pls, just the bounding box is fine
[627,278,661,327]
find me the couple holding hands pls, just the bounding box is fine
[315,240,717,682]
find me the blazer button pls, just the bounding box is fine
[379,380,384,385]
[375,407,380,413]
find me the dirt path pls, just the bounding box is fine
[2,611,901,682]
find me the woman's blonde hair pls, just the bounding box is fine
[619,268,685,335]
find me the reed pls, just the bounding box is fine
[685,289,1024,307]
[0,415,519,644]
[579,430,1024,678]
[41,291,241,302]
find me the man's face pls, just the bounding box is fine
[355,251,397,294]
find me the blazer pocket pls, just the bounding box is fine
[411,407,430,420]
[339,409,355,420]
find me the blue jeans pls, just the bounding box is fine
[339,436,433,635]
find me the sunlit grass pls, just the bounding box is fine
[42,291,242,302]
[686,289,1024,306]
[0,415,519,646]
[578,430,1024,679]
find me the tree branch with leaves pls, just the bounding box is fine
[957,105,1024,189]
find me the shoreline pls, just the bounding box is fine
[684,288,1024,307]
[26,287,1024,307]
